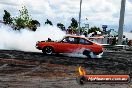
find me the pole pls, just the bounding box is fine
[118,0,126,45]
[78,0,82,35]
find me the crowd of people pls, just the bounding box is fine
[107,37,132,46]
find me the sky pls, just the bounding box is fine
[0,0,132,32]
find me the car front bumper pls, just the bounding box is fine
[35,46,42,50]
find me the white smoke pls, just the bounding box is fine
[0,25,66,52]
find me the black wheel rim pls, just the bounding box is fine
[45,47,53,54]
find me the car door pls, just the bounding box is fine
[56,37,79,53]
[78,38,93,51]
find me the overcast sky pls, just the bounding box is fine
[0,0,132,32]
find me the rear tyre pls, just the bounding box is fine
[83,50,91,59]
[42,46,54,55]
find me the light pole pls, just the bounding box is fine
[85,18,89,33]
[78,0,82,35]
[118,0,126,45]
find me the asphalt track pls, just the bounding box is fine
[0,50,132,88]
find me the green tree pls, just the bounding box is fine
[67,18,78,34]
[12,6,40,31]
[57,23,65,31]
[45,19,53,25]
[88,26,101,34]
[68,26,71,29]
[13,17,25,29]
[70,18,78,28]
[28,20,40,31]
[13,6,32,30]
[3,10,12,25]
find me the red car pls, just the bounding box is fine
[36,35,103,58]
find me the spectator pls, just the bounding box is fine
[128,40,132,46]
[111,37,117,45]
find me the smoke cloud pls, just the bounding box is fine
[0,25,66,52]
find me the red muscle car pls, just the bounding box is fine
[36,35,103,58]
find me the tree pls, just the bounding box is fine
[45,19,53,25]
[70,18,78,28]
[28,20,40,31]
[2,6,40,31]
[57,23,65,31]
[12,6,40,31]
[68,26,71,29]
[88,26,101,34]
[67,18,78,34]
[13,17,25,30]
[3,10,12,25]
[13,6,32,30]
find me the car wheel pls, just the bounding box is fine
[42,46,54,55]
[83,50,91,59]
[76,76,86,85]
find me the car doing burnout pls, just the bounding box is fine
[36,35,103,58]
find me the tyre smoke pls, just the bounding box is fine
[0,25,66,52]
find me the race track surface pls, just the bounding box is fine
[0,50,132,88]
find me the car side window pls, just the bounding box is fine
[62,37,78,44]
[69,37,74,43]
[79,38,92,45]
[62,37,70,43]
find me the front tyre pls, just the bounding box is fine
[83,50,91,59]
[42,46,54,55]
